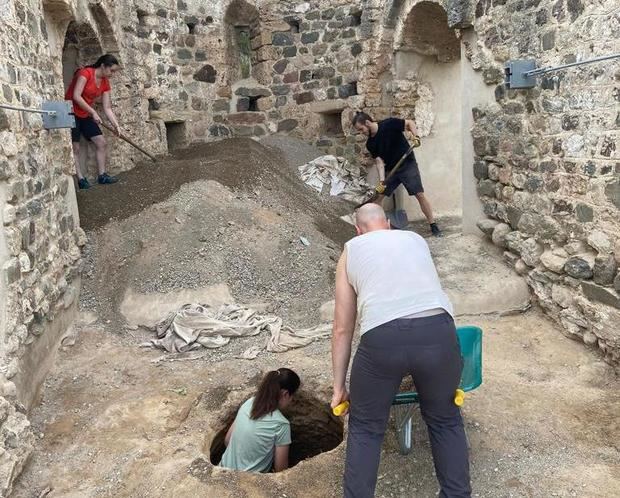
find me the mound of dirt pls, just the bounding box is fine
[78,137,357,329]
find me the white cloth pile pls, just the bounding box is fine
[144,303,332,359]
[298,155,369,204]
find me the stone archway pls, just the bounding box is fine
[62,21,104,181]
[392,1,464,222]
[223,0,261,85]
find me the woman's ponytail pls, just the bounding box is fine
[250,368,300,420]
[88,54,120,69]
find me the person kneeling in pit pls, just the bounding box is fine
[219,368,300,473]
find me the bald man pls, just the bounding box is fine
[331,204,471,498]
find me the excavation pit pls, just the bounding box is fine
[209,391,344,470]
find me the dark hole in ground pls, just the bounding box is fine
[209,391,344,469]
[165,121,187,151]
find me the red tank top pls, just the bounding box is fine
[65,67,111,119]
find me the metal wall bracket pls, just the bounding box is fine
[41,101,75,129]
[504,60,537,89]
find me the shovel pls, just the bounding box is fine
[387,191,409,230]
[101,121,158,162]
[355,136,420,209]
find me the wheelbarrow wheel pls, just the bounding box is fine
[393,404,416,455]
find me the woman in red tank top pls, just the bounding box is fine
[66,54,121,189]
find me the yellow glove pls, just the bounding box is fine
[375,181,386,194]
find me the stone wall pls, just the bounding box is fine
[0,0,86,492]
[464,0,620,363]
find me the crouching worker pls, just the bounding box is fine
[220,368,300,473]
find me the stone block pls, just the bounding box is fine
[540,251,567,274]
[604,180,620,209]
[295,92,314,104]
[476,218,500,236]
[521,238,544,267]
[273,60,289,74]
[236,98,250,112]
[3,258,20,284]
[272,32,294,46]
[477,179,497,198]
[473,161,488,180]
[593,256,617,286]
[587,230,612,254]
[227,113,265,125]
[283,46,297,58]
[212,99,230,112]
[270,85,290,96]
[283,72,299,83]
[491,223,512,248]
[236,87,272,98]
[301,32,320,44]
[581,282,620,309]
[575,203,593,222]
[277,119,298,132]
[177,48,192,59]
[551,284,573,308]
[565,257,593,279]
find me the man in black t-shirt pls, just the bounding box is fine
[352,111,442,237]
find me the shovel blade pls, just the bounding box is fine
[387,209,409,230]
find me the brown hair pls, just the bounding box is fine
[250,368,300,420]
[352,111,374,127]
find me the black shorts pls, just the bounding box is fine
[384,159,424,196]
[71,117,103,143]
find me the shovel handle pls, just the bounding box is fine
[100,121,158,162]
[355,140,419,209]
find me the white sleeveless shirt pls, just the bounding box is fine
[345,229,453,335]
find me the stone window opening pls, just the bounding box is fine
[224,0,260,83]
[235,26,252,79]
[248,96,260,112]
[286,19,300,33]
[187,21,197,34]
[319,111,344,137]
[165,121,187,151]
[350,81,358,96]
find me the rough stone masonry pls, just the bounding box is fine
[0,0,618,494]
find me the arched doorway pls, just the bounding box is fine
[224,0,261,85]
[392,1,463,223]
[62,21,103,181]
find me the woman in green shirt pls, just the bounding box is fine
[220,368,300,473]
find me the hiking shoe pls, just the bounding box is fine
[78,178,91,190]
[97,173,118,185]
[430,223,443,237]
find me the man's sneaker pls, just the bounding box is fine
[430,223,443,237]
[97,173,118,185]
[78,178,91,190]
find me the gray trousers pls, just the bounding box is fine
[343,313,471,498]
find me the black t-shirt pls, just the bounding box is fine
[366,118,415,171]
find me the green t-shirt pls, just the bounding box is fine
[220,397,291,473]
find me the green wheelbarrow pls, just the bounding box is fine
[391,325,483,455]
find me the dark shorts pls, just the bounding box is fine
[384,159,424,196]
[71,117,102,143]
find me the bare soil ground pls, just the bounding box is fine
[12,311,619,498]
[12,137,620,497]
